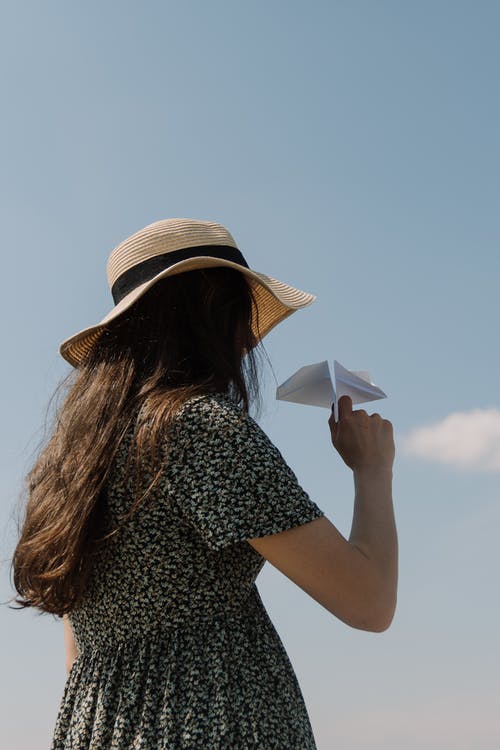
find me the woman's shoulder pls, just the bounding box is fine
[177,391,246,426]
[174,391,263,443]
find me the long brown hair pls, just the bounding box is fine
[9,267,265,617]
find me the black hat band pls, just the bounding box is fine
[111,245,249,304]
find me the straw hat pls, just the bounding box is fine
[59,218,316,367]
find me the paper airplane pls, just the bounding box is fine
[276,359,387,421]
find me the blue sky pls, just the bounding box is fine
[1,2,499,748]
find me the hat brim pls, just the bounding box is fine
[59,257,316,367]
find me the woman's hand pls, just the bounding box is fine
[329,395,395,474]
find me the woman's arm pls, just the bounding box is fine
[63,614,79,674]
[248,396,397,632]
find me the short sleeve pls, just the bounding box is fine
[165,393,325,551]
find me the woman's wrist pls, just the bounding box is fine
[353,465,393,483]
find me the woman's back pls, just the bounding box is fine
[51,391,325,749]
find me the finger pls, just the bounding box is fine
[329,404,338,431]
[353,408,367,417]
[338,395,353,421]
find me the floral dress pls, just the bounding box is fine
[50,392,325,749]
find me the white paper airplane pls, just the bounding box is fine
[276,359,387,421]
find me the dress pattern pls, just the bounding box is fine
[50,392,325,749]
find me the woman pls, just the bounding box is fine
[11,218,397,749]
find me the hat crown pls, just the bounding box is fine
[106,218,238,289]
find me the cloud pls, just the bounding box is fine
[400,408,500,472]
